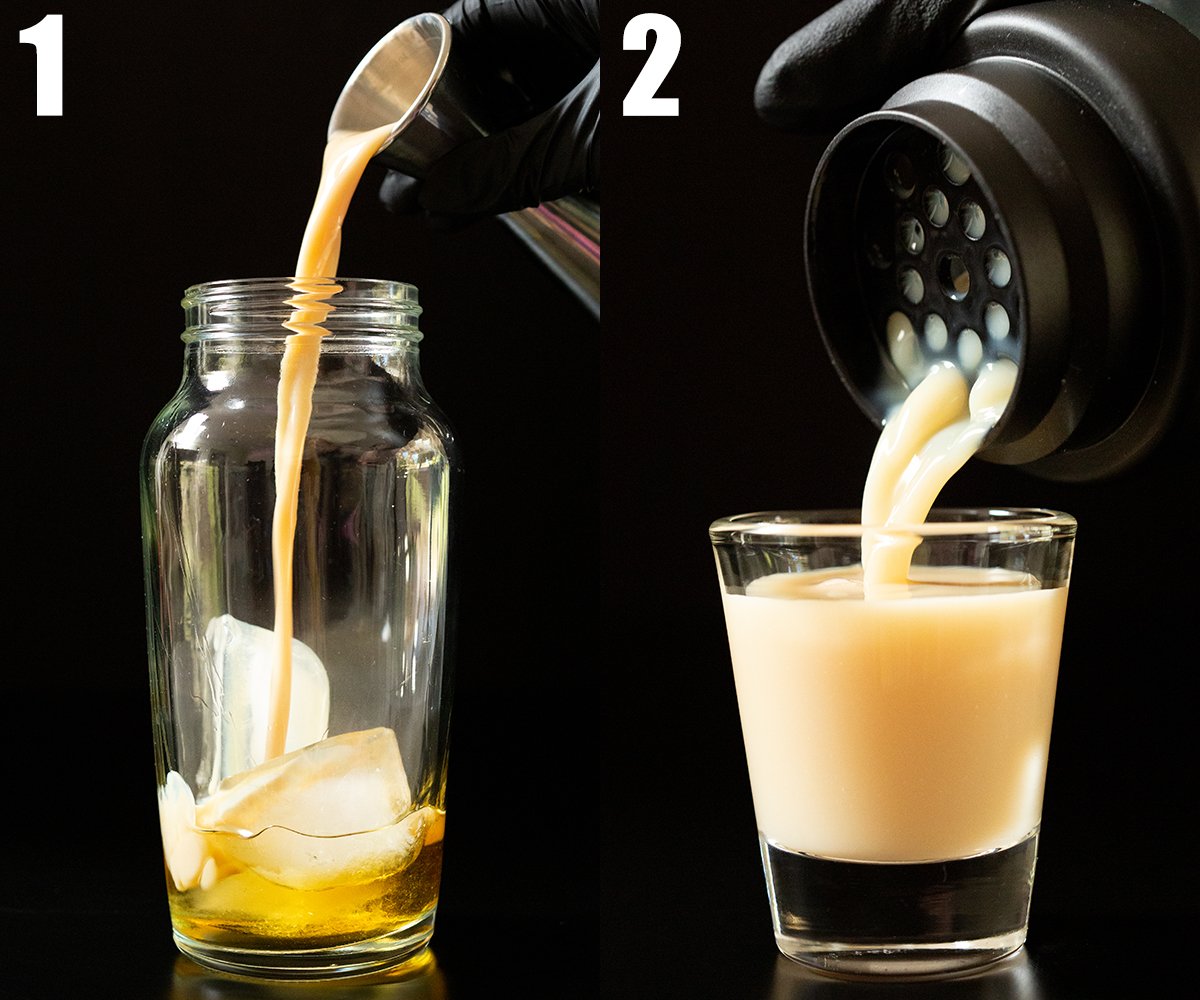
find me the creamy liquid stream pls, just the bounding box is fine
[265,123,396,759]
[860,358,1018,591]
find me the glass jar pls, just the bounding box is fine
[139,277,459,979]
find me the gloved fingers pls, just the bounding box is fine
[443,0,599,112]
[755,0,1018,132]
[379,171,422,215]
[443,0,599,57]
[399,60,598,221]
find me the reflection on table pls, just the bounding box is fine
[168,951,447,1000]
[770,949,1043,1000]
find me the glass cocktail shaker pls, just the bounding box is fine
[140,277,458,979]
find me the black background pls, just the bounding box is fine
[1,2,1196,998]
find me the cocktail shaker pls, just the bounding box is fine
[141,278,458,978]
[805,0,1200,480]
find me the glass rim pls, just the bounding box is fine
[709,507,1076,541]
[181,276,419,302]
[181,277,422,343]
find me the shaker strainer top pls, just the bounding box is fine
[858,125,1020,392]
[804,0,1200,482]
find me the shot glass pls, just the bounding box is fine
[709,509,1076,978]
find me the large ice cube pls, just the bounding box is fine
[202,614,330,792]
[195,727,426,890]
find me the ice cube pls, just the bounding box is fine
[195,727,424,890]
[159,770,215,892]
[202,614,330,792]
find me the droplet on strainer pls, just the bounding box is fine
[984,302,1010,340]
[886,310,924,383]
[958,328,984,370]
[899,267,925,304]
[939,144,971,185]
[959,200,986,240]
[923,313,949,352]
[898,215,925,255]
[985,247,1012,288]
[924,187,950,227]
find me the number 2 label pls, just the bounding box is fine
[19,14,63,116]
[623,13,680,117]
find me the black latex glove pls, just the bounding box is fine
[380,0,599,224]
[755,0,1023,132]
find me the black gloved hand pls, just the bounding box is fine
[755,0,1022,132]
[381,0,599,224]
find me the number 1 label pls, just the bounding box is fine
[19,14,63,117]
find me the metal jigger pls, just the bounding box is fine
[330,12,600,317]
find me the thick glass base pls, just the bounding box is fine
[173,909,436,981]
[762,833,1038,979]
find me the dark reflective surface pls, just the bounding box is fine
[769,951,1043,1000]
[167,953,448,1000]
[1,888,1190,1000]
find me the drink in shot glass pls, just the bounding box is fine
[709,509,1076,978]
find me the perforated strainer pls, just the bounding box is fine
[804,0,1200,481]
[857,127,1021,388]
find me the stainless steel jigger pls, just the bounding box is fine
[329,13,486,179]
[330,12,600,317]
